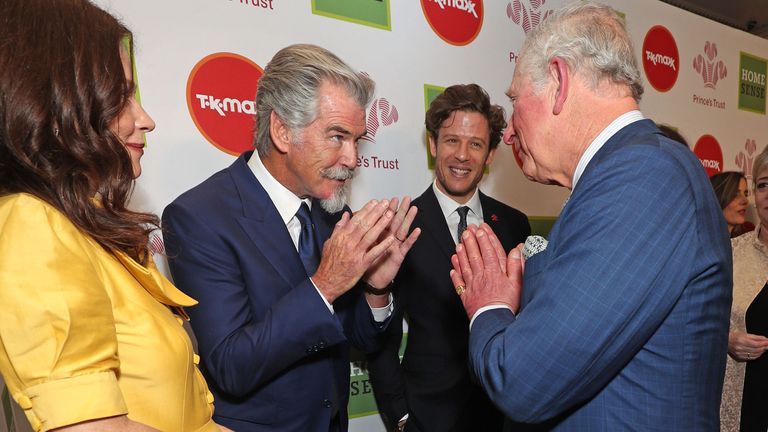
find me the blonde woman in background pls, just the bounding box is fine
[721,146,768,431]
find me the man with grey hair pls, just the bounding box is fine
[450,3,731,430]
[163,44,420,432]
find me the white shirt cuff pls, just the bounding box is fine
[370,294,394,322]
[469,305,512,329]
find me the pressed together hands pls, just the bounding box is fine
[450,223,526,320]
[311,197,421,306]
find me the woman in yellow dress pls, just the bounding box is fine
[0,1,229,431]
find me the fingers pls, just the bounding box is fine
[474,228,502,275]
[398,227,421,254]
[363,234,396,266]
[455,241,473,287]
[459,229,485,277]
[479,223,506,273]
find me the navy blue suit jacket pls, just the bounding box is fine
[162,152,390,432]
[469,120,732,430]
[367,186,530,431]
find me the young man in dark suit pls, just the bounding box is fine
[367,84,530,432]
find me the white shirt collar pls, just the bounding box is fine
[571,110,644,190]
[247,152,308,224]
[432,181,483,220]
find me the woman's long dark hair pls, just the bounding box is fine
[0,0,158,264]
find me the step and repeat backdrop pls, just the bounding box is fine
[3,1,768,431]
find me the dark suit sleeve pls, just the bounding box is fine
[366,290,409,429]
[333,281,392,354]
[469,146,705,423]
[162,201,349,397]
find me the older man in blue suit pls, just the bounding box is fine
[450,3,732,431]
[163,44,420,432]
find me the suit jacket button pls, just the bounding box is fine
[322,399,332,408]
[318,341,325,348]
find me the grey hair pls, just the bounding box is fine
[518,1,643,102]
[254,44,375,156]
[753,146,768,184]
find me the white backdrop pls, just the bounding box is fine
[3,1,768,431]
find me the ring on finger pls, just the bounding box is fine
[455,285,466,296]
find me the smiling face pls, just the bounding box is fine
[430,110,495,204]
[111,48,155,178]
[283,82,365,212]
[723,178,749,231]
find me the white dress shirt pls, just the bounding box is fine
[432,181,484,244]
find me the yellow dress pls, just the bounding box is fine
[0,193,219,432]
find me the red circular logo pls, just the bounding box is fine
[642,25,680,93]
[693,134,724,177]
[187,53,263,155]
[421,0,484,46]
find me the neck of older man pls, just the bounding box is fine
[557,77,639,190]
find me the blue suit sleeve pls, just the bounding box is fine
[469,146,706,422]
[162,201,349,397]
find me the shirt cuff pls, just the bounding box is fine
[470,304,512,329]
[370,294,394,322]
[310,277,335,314]
[19,371,127,431]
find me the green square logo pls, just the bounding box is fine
[424,84,446,169]
[347,333,407,418]
[312,0,391,31]
[738,52,767,114]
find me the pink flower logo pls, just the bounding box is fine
[693,41,727,89]
[361,98,399,144]
[736,138,758,184]
[507,0,553,34]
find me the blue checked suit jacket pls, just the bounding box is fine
[469,119,732,431]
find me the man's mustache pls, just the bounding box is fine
[321,166,355,181]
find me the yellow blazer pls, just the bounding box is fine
[0,193,219,432]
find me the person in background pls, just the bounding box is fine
[710,171,752,237]
[450,2,732,430]
[162,44,419,432]
[721,147,768,432]
[656,124,689,147]
[366,84,530,432]
[0,0,226,431]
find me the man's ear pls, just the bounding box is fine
[550,57,569,116]
[269,111,291,154]
[428,135,438,158]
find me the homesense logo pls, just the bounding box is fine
[738,52,767,114]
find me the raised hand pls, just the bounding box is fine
[364,196,421,289]
[312,199,396,303]
[450,223,524,320]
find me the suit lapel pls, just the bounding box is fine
[480,192,514,252]
[230,152,308,287]
[415,186,457,260]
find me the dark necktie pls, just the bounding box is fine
[456,206,470,244]
[295,203,320,275]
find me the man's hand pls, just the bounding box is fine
[365,196,421,289]
[312,199,397,303]
[450,223,524,320]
